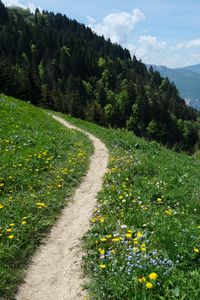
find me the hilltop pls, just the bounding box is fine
[0,0,200,152]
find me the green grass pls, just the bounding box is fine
[59,113,200,300]
[0,95,92,299]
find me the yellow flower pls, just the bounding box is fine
[91,217,97,223]
[137,231,142,238]
[100,237,107,242]
[6,228,12,233]
[148,272,158,280]
[125,233,132,239]
[165,209,173,216]
[9,223,15,227]
[36,202,47,208]
[98,249,105,255]
[8,235,14,239]
[99,264,107,269]
[112,237,121,242]
[157,198,163,203]
[21,221,27,225]
[119,195,123,200]
[0,204,4,209]
[193,247,199,253]
[138,276,146,283]
[141,243,146,252]
[106,234,112,239]
[146,282,153,289]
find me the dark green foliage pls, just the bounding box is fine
[0,1,200,152]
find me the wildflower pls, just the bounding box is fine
[21,221,27,225]
[0,204,4,209]
[9,223,15,227]
[6,228,12,233]
[100,237,107,242]
[125,233,132,239]
[148,272,158,280]
[193,248,199,253]
[141,243,146,252]
[146,282,153,289]
[165,209,173,216]
[106,234,112,239]
[98,249,105,255]
[137,231,142,238]
[99,264,107,269]
[119,195,123,200]
[138,276,146,283]
[112,237,121,242]
[36,202,47,208]
[157,198,163,203]
[8,235,14,239]
[91,217,96,223]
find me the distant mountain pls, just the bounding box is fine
[148,64,200,111]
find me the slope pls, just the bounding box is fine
[0,95,92,299]
[0,1,200,152]
[60,113,200,300]
[16,116,108,300]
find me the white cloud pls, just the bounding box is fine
[88,9,145,44]
[2,0,40,13]
[138,35,167,49]
[177,38,200,49]
[126,35,168,65]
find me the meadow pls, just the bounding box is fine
[60,114,200,300]
[0,95,92,299]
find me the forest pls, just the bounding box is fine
[0,0,200,152]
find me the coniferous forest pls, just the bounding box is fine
[0,0,200,152]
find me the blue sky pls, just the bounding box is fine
[2,0,200,68]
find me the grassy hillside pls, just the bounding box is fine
[59,113,200,300]
[0,95,92,299]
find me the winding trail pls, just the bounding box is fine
[16,115,109,300]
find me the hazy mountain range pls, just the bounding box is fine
[148,64,200,111]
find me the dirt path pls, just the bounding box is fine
[16,115,109,300]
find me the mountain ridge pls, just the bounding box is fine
[148,64,200,111]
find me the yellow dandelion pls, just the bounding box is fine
[146,282,153,289]
[8,235,14,239]
[125,233,132,239]
[194,248,199,253]
[98,249,105,255]
[137,231,142,238]
[99,264,107,269]
[112,237,121,242]
[0,204,4,209]
[148,272,158,280]
[100,237,107,242]
[138,276,146,283]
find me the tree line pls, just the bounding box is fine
[0,1,200,152]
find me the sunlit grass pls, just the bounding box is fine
[0,95,92,298]
[60,113,200,300]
